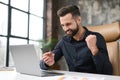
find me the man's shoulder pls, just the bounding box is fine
[57,36,71,44]
[87,29,105,42]
[62,35,71,42]
[87,28,103,38]
[84,27,103,37]
[55,36,71,48]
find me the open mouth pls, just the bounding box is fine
[66,30,72,35]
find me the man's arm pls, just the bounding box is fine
[86,34,113,74]
[40,40,63,70]
[92,51,113,74]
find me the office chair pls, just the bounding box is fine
[87,22,120,75]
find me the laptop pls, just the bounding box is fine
[9,44,63,77]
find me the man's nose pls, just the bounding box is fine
[63,26,69,31]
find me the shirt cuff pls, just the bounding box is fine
[40,60,49,70]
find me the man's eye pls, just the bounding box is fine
[66,23,71,26]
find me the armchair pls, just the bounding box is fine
[87,22,120,75]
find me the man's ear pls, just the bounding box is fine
[77,16,82,24]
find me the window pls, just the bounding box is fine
[0,37,7,67]
[11,9,28,37]
[11,0,28,11]
[0,3,8,36]
[0,0,45,67]
[29,15,43,40]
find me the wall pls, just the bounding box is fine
[57,0,120,39]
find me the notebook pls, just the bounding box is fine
[9,44,63,77]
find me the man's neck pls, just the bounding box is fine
[73,27,86,41]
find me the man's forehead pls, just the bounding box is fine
[60,14,73,22]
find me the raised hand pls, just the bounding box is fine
[85,35,99,56]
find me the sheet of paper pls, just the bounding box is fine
[56,76,104,80]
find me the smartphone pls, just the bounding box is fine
[41,48,50,53]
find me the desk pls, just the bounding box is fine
[0,68,120,80]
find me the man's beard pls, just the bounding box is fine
[65,23,79,37]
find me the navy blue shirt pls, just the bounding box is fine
[40,27,113,75]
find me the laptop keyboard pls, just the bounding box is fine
[41,70,64,77]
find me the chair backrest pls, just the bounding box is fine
[87,22,120,75]
[106,41,119,75]
[87,22,120,42]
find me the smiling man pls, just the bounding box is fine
[40,5,113,75]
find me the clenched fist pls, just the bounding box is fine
[42,52,55,66]
[85,35,99,56]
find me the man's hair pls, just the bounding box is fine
[57,5,81,17]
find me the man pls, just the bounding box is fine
[40,5,113,75]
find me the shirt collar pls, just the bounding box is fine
[70,26,90,42]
